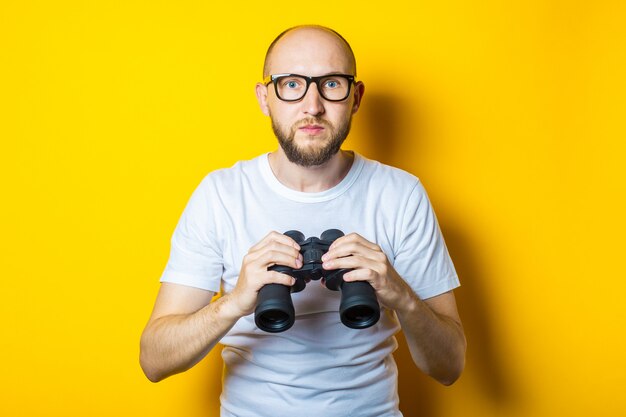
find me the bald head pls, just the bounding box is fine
[263,25,357,78]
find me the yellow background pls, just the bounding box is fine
[2,1,625,416]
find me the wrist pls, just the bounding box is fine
[394,290,422,318]
[215,292,249,322]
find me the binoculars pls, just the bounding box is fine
[254,229,380,333]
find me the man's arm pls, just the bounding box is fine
[140,231,302,382]
[394,290,466,385]
[321,233,466,385]
[140,283,238,382]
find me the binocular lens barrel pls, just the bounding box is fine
[254,284,295,332]
[255,280,380,332]
[339,281,381,329]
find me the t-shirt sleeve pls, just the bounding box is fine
[393,180,460,299]
[159,177,223,292]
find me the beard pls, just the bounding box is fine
[271,116,352,167]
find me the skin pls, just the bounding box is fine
[140,26,466,386]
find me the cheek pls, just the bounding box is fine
[328,106,353,125]
[268,103,298,124]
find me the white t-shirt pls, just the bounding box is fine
[160,152,459,417]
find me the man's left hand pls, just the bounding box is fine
[321,233,413,311]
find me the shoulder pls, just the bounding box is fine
[181,155,266,214]
[356,153,422,194]
[196,154,265,191]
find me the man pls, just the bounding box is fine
[140,25,466,417]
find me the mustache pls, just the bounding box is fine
[294,118,331,129]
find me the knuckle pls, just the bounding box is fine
[243,253,254,264]
[273,271,294,285]
[264,250,278,262]
[364,269,376,279]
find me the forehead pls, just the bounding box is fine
[268,28,354,76]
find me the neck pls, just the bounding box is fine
[268,149,354,193]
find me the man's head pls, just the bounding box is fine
[256,25,364,167]
[262,26,357,79]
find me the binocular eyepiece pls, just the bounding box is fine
[254,229,381,333]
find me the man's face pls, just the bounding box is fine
[257,28,363,167]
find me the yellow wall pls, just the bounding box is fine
[2,1,625,416]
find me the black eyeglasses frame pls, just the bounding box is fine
[263,73,356,102]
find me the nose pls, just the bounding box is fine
[301,82,325,116]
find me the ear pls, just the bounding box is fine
[351,81,365,114]
[255,82,270,116]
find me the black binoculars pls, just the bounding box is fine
[254,229,380,333]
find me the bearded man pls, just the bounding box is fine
[140,25,466,417]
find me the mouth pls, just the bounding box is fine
[298,124,325,135]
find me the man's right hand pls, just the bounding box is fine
[227,231,303,317]
[140,232,303,382]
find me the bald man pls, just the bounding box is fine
[141,25,466,417]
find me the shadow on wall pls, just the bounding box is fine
[360,92,519,416]
[354,92,410,167]
[444,223,520,406]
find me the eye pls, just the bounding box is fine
[281,78,303,89]
[324,79,340,89]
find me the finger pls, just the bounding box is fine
[259,249,303,270]
[324,241,385,263]
[323,241,364,260]
[340,268,378,283]
[247,231,280,252]
[266,271,297,287]
[323,254,379,272]
[248,239,302,262]
[243,250,301,275]
[329,233,380,252]
[249,231,301,253]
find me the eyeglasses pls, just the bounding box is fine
[263,73,355,102]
